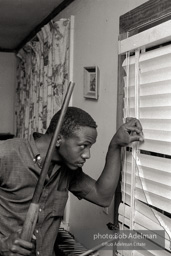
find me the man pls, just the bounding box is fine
[0,107,143,256]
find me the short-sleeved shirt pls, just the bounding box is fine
[0,135,95,256]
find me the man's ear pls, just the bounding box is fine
[56,134,63,147]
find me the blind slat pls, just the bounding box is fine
[118,216,171,255]
[125,152,171,173]
[121,184,171,213]
[124,80,171,98]
[124,94,171,108]
[140,55,171,72]
[124,67,171,84]
[122,44,171,65]
[140,119,171,131]
[141,68,171,86]
[139,139,171,155]
[123,138,171,155]
[124,106,171,119]
[124,163,171,186]
[119,202,171,239]
[119,203,171,251]
[143,129,171,142]
[132,251,154,256]
[122,174,171,199]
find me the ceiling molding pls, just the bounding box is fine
[0,48,14,53]
[14,0,75,53]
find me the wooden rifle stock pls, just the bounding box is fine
[20,82,75,242]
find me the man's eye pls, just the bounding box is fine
[80,144,92,150]
[80,145,86,149]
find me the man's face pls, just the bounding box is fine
[57,126,97,170]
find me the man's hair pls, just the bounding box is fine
[46,106,97,137]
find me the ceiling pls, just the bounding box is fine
[0,0,74,52]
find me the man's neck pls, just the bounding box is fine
[34,133,61,164]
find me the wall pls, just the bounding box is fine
[0,52,16,134]
[0,0,149,255]
[55,0,149,255]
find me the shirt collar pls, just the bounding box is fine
[28,133,42,162]
[29,133,61,177]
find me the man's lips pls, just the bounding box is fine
[77,161,85,167]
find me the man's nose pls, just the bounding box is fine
[81,148,91,159]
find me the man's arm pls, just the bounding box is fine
[84,118,144,207]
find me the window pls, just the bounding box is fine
[117,17,171,256]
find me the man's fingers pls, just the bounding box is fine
[14,238,34,249]
[126,126,144,142]
[125,123,144,143]
[11,243,32,255]
[113,117,144,147]
[129,134,144,143]
[126,126,141,133]
[125,118,143,139]
[126,117,143,131]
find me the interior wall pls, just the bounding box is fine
[0,52,16,135]
[0,0,149,255]
[55,0,148,255]
[55,0,149,254]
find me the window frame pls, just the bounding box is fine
[115,0,171,236]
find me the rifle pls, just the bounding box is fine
[20,82,75,242]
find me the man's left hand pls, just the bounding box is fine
[112,118,144,147]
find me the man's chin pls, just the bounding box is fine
[66,164,79,170]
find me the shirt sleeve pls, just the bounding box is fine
[0,235,9,254]
[69,168,96,199]
[0,141,7,186]
[0,140,18,186]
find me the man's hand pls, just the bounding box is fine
[1,230,35,256]
[112,118,144,147]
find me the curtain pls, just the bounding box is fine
[15,19,70,138]
[117,20,171,256]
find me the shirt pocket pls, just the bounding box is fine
[52,190,68,217]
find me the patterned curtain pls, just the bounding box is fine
[15,19,70,138]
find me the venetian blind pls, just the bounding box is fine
[117,20,171,256]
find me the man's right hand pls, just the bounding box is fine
[1,230,35,256]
